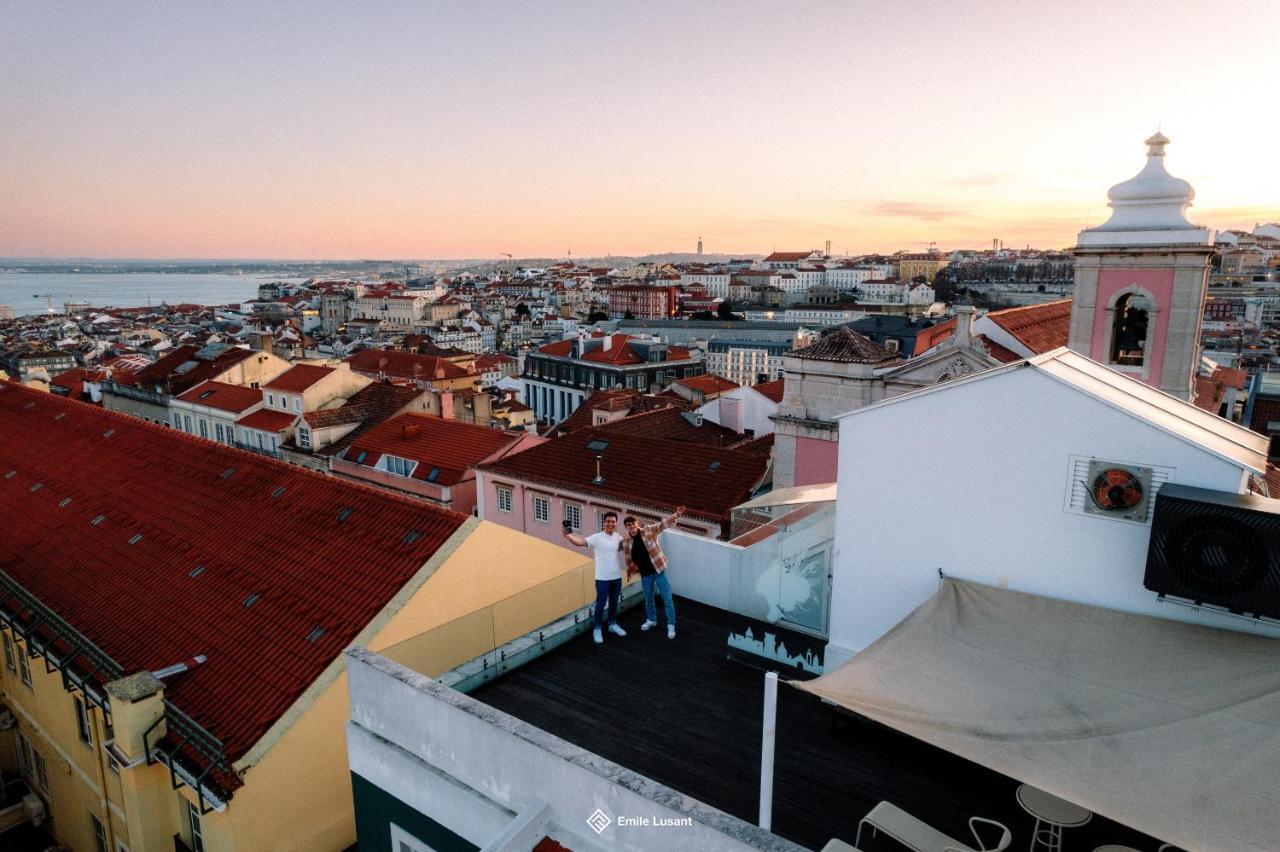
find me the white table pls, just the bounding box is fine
[1016,784,1092,852]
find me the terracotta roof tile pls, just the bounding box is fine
[347,349,471,382]
[176,381,264,413]
[479,428,770,528]
[263,364,335,393]
[595,406,744,447]
[789,327,900,365]
[314,383,428,456]
[235,409,297,432]
[675,374,739,396]
[754,379,785,403]
[985,300,1072,355]
[975,334,1022,364]
[341,414,527,486]
[0,381,466,791]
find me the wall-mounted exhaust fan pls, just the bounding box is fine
[1082,460,1152,522]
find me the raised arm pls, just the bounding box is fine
[653,505,686,533]
[562,529,589,547]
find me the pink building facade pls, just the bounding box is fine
[474,471,721,551]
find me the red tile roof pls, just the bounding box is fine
[754,379,785,403]
[479,427,771,529]
[674,374,739,396]
[985,300,1072,355]
[789,327,900,365]
[235,409,297,432]
[764,251,814,262]
[176,381,264,414]
[263,364,335,393]
[341,414,527,485]
[595,406,746,447]
[131,344,258,395]
[912,317,957,355]
[975,334,1022,364]
[537,335,694,366]
[0,381,466,792]
[313,383,429,457]
[347,348,472,382]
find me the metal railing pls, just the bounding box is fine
[0,570,124,710]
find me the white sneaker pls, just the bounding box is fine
[640,619,657,631]
[667,625,676,639]
[608,623,627,637]
[592,628,603,644]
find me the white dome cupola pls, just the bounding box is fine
[1077,132,1212,247]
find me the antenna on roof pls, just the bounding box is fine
[592,454,604,485]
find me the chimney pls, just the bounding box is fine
[954,305,975,346]
[602,335,612,352]
[440,391,454,420]
[592,454,604,484]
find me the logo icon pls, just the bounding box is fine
[586,808,612,834]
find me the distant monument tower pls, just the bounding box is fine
[697,236,703,256]
[1068,132,1215,401]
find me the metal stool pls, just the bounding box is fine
[1015,784,1092,852]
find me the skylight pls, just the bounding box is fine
[403,529,423,545]
[337,507,354,522]
[306,626,325,643]
[128,533,143,545]
[58,498,71,507]
[587,439,609,452]
[243,593,260,607]
[29,483,42,492]
[3,471,14,479]
[189,565,205,577]
[708,461,721,471]
[221,468,235,479]
[271,486,287,498]
[199,389,215,399]
[103,429,115,438]
[90,515,106,525]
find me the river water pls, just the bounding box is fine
[0,273,298,316]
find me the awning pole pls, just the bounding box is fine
[759,670,778,830]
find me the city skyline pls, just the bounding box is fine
[3,1,1277,260]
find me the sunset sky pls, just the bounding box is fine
[2,1,1277,260]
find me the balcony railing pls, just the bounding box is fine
[230,440,281,460]
[101,380,165,404]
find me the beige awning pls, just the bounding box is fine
[795,580,1280,851]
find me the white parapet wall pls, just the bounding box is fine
[346,647,805,852]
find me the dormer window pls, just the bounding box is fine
[384,455,417,477]
[1110,293,1151,367]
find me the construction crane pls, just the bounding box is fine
[500,253,514,274]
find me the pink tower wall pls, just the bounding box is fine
[794,436,839,486]
[1090,268,1175,390]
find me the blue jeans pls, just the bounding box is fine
[642,572,676,626]
[593,578,621,629]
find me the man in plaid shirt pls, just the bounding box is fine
[622,505,685,639]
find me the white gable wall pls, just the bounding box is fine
[828,366,1274,669]
[698,386,778,436]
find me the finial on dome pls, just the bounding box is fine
[1145,131,1170,157]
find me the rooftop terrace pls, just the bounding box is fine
[470,597,1160,851]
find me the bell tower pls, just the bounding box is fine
[1068,132,1215,401]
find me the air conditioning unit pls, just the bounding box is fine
[22,792,46,826]
[1144,483,1280,619]
[1082,460,1153,522]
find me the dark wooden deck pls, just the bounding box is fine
[470,598,1162,851]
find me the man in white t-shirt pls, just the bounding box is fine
[563,511,627,644]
